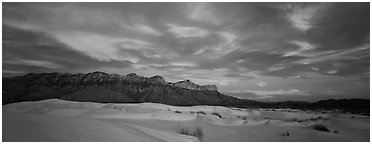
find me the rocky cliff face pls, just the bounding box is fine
[173,80,217,91]
[3,71,237,105]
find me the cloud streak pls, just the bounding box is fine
[4,59,64,69]
[166,24,210,38]
[281,3,333,32]
[231,89,310,97]
[53,31,142,63]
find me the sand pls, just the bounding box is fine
[2,99,369,142]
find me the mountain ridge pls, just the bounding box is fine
[2,71,369,115]
[2,71,240,105]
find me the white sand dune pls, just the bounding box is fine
[3,99,369,142]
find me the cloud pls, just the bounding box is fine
[312,67,319,71]
[255,82,267,87]
[268,64,286,72]
[121,24,162,36]
[199,31,240,57]
[131,64,148,70]
[4,59,64,69]
[326,70,338,74]
[166,24,210,38]
[294,43,369,65]
[284,40,318,57]
[53,31,147,63]
[231,89,310,96]
[169,62,197,67]
[320,90,342,95]
[187,3,222,25]
[168,68,240,86]
[2,70,26,74]
[281,3,332,32]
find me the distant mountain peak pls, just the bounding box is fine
[126,73,138,77]
[174,79,217,91]
[3,71,231,105]
[91,71,108,75]
[18,72,218,91]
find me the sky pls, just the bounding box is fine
[2,2,370,102]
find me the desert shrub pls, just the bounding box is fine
[311,124,330,132]
[175,110,182,113]
[175,124,204,141]
[211,112,222,118]
[334,130,339,134]
[242,117,247,120]
[196,111,206,115]
[280,131,290,136]
[190,111,195,114]
[286,118,298,122]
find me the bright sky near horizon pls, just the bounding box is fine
[2,2,370,102]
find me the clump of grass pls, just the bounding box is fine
[196,111,206,115]
[175,110,182,114]
[211,112,222,118]
[175,124,204,141]
[334,130,339,134]
[280,131,290,136]
[311,124,330,132]
[285,118,298,122]
[190,111,195,114]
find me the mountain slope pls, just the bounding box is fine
[2,71,241,105]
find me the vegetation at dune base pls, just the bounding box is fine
[311,124,330,132]
[196,111,206,115]
[175,123,204,141]
[211,112,222,118]
[175,110,182,113]
[280,131,290,136]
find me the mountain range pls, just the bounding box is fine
[2,71,241,105]
[2,71,369,115]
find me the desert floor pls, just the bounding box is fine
[3,99,369,142]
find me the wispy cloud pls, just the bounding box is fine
[284,40,318,57]
[326,70,338,74]
[2,70,26,74]
[169,62,197,67]
[255,82,267,87]
[121,24,162,36]
[320,90,342,95]
[4,59,64,69]
[295,43,369,64]
[281,3,332,32]
[231,89,310,97]
[166,24,210,38]
[267,64,286,72]
[179,70,239,86]
[53,31,145,63]
[201,31,240,57]
[187,3,222,25]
